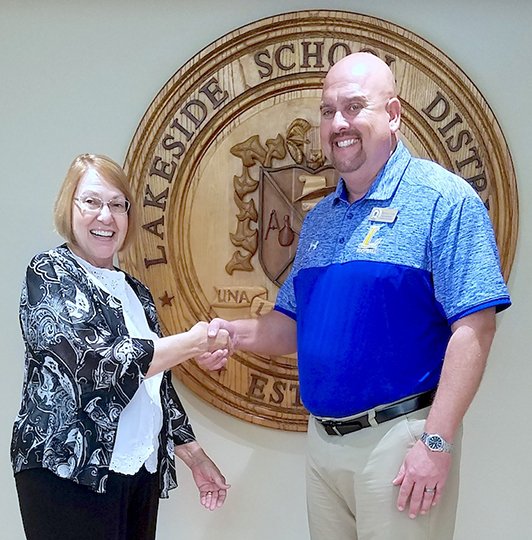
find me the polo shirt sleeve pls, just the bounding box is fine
[274,255,299,320]
[430,191,511,324]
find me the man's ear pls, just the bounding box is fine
[387,97,401,132]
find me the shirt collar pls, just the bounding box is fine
[333,140,411,204]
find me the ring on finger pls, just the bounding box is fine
[424,487,436,494]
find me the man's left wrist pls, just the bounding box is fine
[420,432,452,453]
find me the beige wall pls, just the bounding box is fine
[1,1,530,538]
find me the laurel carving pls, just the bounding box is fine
[264,135,286,167]
[230,135,267,166]
[234,193,258,221]
[233,169,259,199]
[228,133,283,273]
[227,119,327,274]
[229,219,258,253]
[225,250,254,274]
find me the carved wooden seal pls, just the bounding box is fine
[120,10,518,431]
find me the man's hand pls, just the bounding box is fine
[196,318,236,371]
[392,440,452,518]
[196,311,296,368]
[188,321,232,371]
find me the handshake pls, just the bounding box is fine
[188,319,235,371]
[180,310,292,373]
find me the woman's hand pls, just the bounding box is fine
[196,318,237,371]
[149,321,232,376]
[188,322,232,369]
[174,442,230,510]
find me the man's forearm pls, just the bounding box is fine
[229,309,297,357]
[424,308,496,442]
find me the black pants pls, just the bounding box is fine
[15,467,160,540]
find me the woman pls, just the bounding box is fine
[11,154,231,540]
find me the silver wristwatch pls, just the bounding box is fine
[420,432,452,453]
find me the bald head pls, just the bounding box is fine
[319,52,401,196]
[324,52,397,102]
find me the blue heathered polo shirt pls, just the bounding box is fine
[274,140,511,419]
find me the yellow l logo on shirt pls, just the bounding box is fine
[360,224,383,248]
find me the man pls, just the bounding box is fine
[202,52,510,539]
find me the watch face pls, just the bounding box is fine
[427,435,444,451]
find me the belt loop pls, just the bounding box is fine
[367,409,378,427]
[331,424,342,436]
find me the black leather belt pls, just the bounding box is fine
[316,389,435,436]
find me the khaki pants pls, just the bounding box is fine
[306,408,462,540]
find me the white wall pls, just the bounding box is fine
[1,1,530,539]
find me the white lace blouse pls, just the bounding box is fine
[74,254,163,475]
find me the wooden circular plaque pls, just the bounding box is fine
[120,10,518,431]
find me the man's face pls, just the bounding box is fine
[319,62,399,185]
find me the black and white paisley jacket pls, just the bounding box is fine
[11,244,195,496]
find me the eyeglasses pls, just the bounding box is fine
[74,195,130,215]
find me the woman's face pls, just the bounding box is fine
[70,168,129,269]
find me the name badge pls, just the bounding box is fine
[368,207,398,223]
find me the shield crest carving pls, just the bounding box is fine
[259,165,337,286]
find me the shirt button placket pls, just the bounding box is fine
[336,207,354,258]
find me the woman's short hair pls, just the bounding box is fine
[53,154,138,251]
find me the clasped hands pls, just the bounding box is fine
[188,320,233,371]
